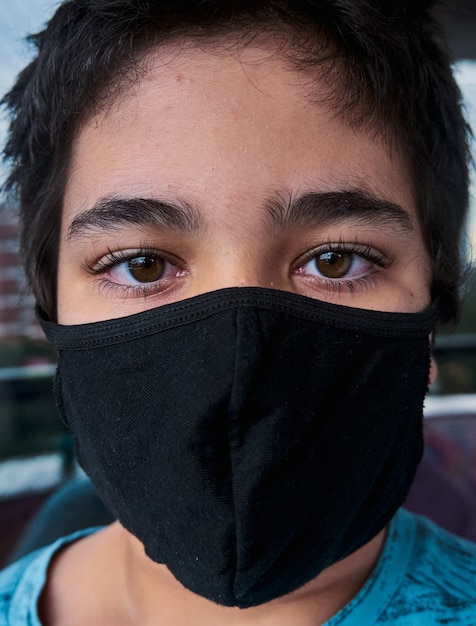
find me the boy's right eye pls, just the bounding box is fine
[114,255,167,283]
[85,248,187,297]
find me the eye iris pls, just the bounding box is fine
[127,256,164,282]
[317,252,352,278]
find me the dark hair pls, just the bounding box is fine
[1,0,471,323]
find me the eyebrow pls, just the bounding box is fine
[66,197,204,241]
[66,188,413,242]
[264,189,414,234]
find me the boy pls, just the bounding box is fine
[1,1,475,624]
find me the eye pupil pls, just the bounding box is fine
[127,256,164,282]
[317,252,352,278]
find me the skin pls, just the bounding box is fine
[44,41,433,625]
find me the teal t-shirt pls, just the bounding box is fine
[0,509,475,624]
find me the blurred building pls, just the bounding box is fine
[0,205,40,339]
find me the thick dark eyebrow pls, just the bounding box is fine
[66,197,204,241]
[264,189,414,234]
[66,189,413,243]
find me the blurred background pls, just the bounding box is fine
[0,0,475,565]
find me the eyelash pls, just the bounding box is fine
[293,240,391,292]
[85,246,185,298]
[85,239,391,299]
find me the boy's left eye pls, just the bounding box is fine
[306,252,353,278]
[300,250,373,280]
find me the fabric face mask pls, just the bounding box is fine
[40,287,438,608]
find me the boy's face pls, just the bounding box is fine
[57,44,432,324]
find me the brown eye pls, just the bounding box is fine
[315,252,352,278]
[127,256,165,282]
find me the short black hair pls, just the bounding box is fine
[1,0,471,323]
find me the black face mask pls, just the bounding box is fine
[40,288,438,608]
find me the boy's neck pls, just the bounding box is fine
[39,522,386,626]
[121,524,386,626]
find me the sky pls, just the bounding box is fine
[0,1,58,96]
[0,0,59,187]
[0,0,475,251]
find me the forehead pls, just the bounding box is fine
[64,42,416,226]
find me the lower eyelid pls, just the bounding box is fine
[96,280,153,300]
[296,273,381,300]
[94,275,180,300]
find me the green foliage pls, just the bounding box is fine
[457,267,476,334]
[0,339,55,368]
[433,266,476,394]
[0,339,66,460]
[0,373,70,460]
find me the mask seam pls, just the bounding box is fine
[38,288,438,332]
[41,296,439,349]
[52,292,437,333]
[225,306,240,602]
